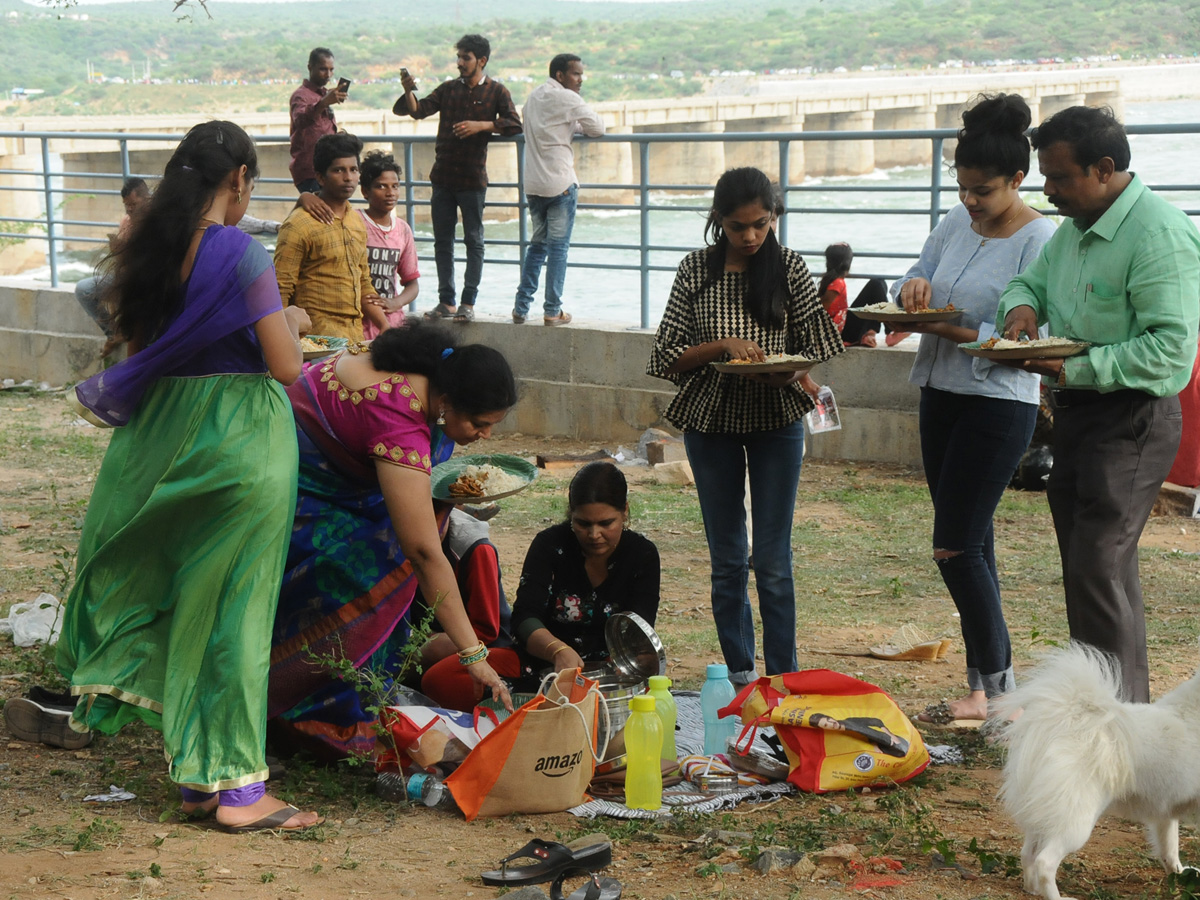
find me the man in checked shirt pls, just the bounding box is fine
[394,34,522,322]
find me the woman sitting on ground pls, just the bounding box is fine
[267,320,518,758]
[429,462,660,700]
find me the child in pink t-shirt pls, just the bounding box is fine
[358,151,420,339]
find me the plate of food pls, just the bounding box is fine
[431,454,538,503]
[299,335,349,361]
[849,302,962,324]
[712,353,818,375]
[961,336,1091,360]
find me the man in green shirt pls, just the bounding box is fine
[997,105,1200,703]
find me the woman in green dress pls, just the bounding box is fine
[57,121,322,832]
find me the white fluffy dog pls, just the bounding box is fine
[991,642,1200,900]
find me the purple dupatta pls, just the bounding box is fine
[71,226,283,427]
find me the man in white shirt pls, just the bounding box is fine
[512,54,605,326]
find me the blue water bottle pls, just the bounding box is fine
[700,663,737,754]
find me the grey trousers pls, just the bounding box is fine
[1047,390,1182,703]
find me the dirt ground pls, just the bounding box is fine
[2,407,1200,900]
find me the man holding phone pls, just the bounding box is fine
[290,47,346,222]
[394,34,522,321]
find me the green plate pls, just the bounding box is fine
[431,453,538,502]
[301,335,349,361]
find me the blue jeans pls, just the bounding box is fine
[75,275,114,337]
[684,421,806,683]
[919,387,1036,697]
[514,185,577,318]
[430,185,486,307]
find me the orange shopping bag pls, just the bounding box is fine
[445,668,606,820]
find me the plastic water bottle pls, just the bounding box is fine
[646,675,678,762]
[701,663,737,755]
[405,772,458,811]
[624,695,663,810]
[374,770,407,802]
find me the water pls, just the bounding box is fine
[472,99,1200,326]
[25,100,1200,329]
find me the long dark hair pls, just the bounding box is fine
[369,319,518,416]
[954,93,1033,179]
[818,242,853,296]
[703,167,787,329]
[107,121,259,344]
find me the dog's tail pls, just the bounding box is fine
[992,642,1135,823]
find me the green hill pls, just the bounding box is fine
[2,0,1197,117]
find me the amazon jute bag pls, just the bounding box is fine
[724,669,929,793]
[446,668,605,820]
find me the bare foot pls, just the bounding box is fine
[861,330,877,348]
[215,793,322,830]
[945,691,988,721]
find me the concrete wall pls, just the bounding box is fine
[0,277,922,466]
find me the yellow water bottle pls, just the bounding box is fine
[647,675,677,762]
[624,695,663,810]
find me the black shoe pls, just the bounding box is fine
[27,686,76,713]
[4,697,93,749]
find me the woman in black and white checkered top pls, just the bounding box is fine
[647,167,844,685]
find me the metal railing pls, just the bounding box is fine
[3,125,1199,328]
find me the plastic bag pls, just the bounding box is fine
[724,669,929,793]
[376,705,496,773]
[805,386,842,435]
[0,593,63,647]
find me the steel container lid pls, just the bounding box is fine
[604,611,666,680]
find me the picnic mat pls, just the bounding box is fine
[568,690,796,819]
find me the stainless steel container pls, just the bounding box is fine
[582,663,645,762]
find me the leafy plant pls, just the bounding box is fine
[305,597,440,766]
[73,817,124,852]
[965,837,1020,877]
[1170,867,1200,900]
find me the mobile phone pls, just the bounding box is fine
[337,77,351,93]
[400,68,411,80]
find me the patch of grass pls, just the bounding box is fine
[73,817,125,852]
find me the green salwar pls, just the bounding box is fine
[57,374,298,792]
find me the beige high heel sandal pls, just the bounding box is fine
[869,624,949,661]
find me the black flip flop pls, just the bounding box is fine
[480,836,612,886]
[551,871,623,900]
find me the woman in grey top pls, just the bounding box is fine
[892,94,1057,725]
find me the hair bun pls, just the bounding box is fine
[961,93,1031,137]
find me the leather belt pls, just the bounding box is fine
[1050,388,1151,408]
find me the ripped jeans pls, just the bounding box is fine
[919,387,1036,697]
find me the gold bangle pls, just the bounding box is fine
[546,640,568,658]
[458,646,489,666]
[456,641,486,659]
